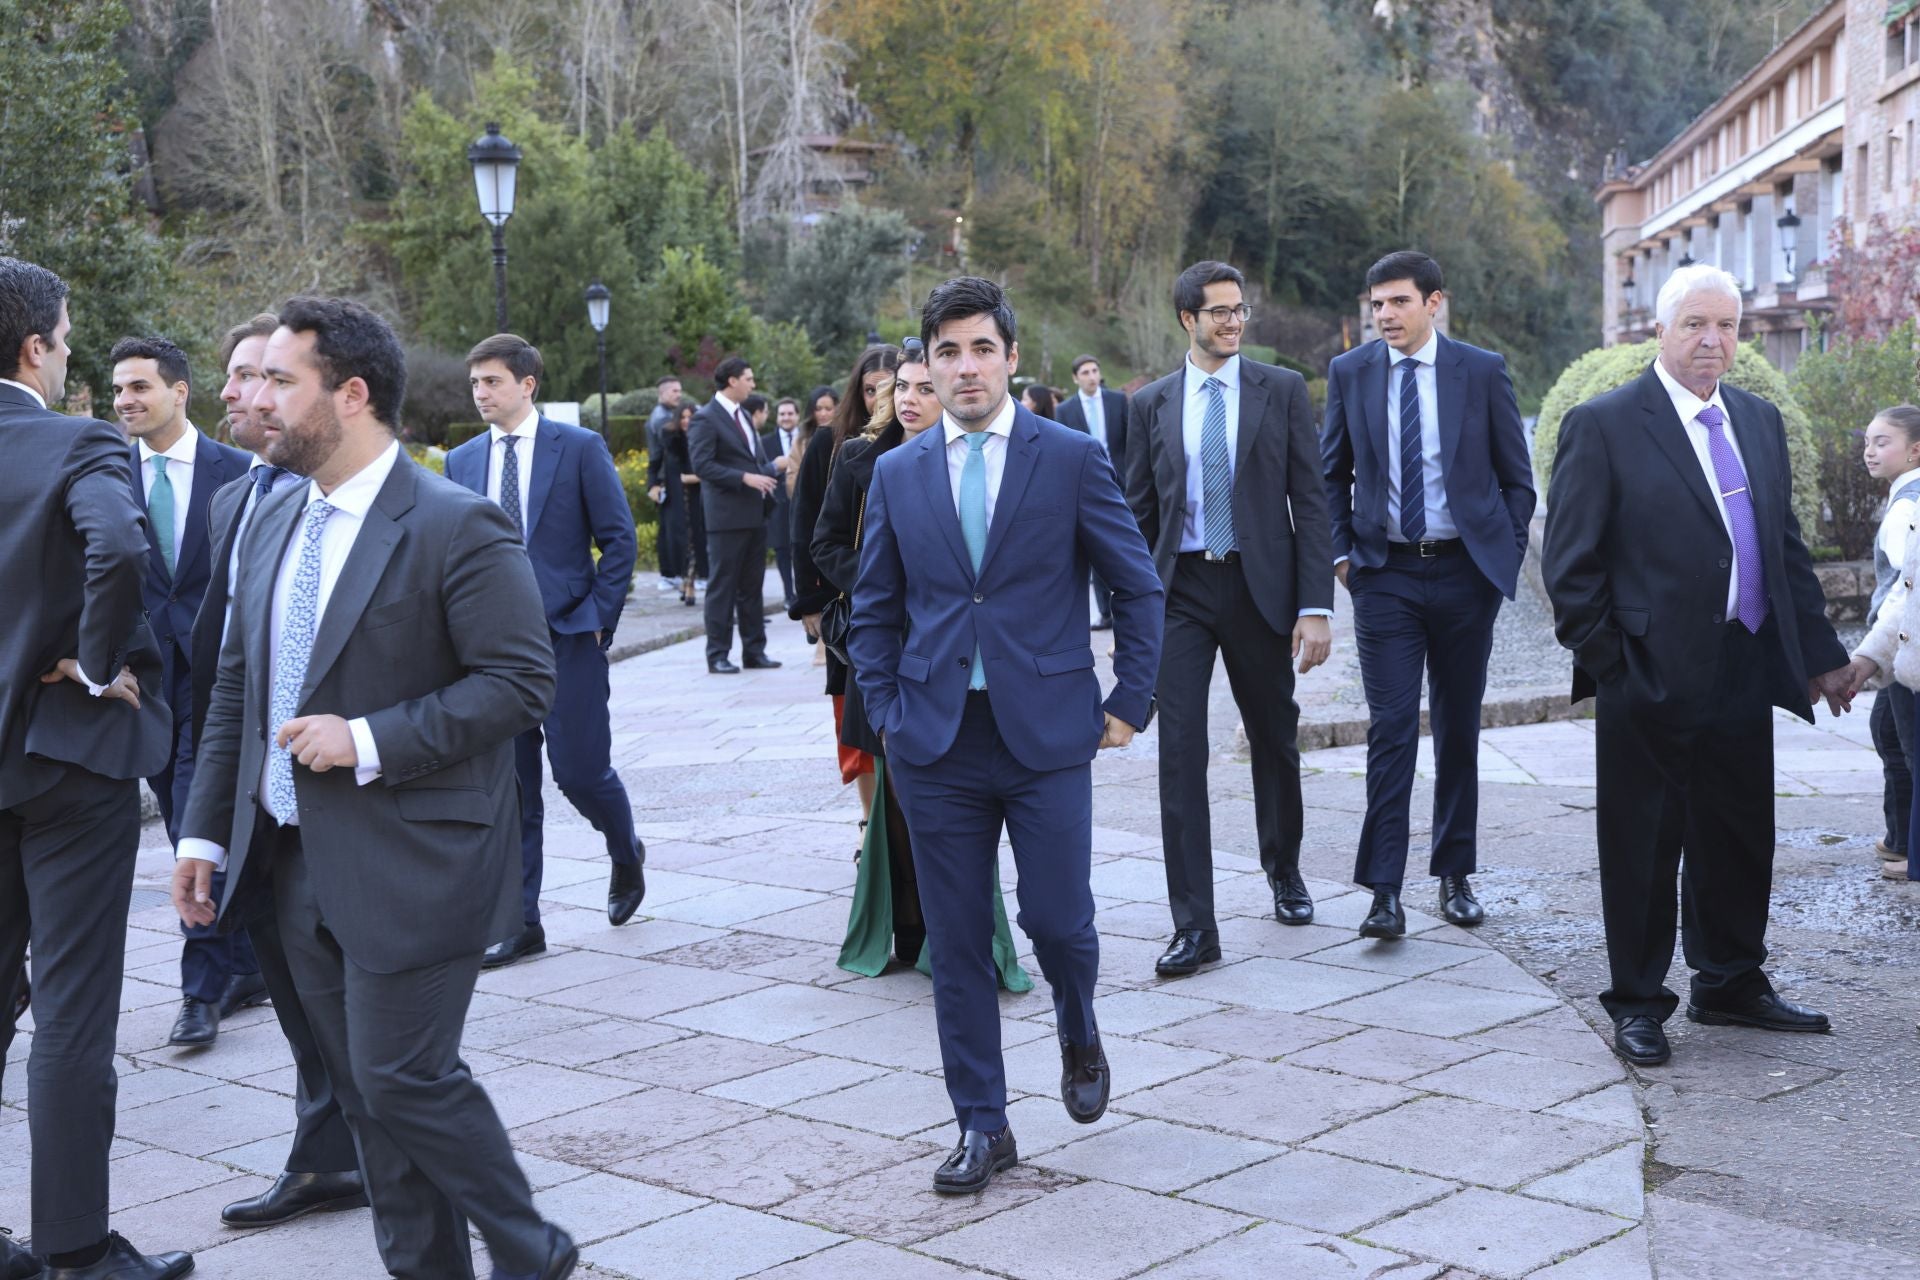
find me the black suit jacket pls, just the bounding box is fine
[129,430,250,687]
[1125,358,1334,634]
[0,385,168,806]
[688,399,776,532]
[761,428,795,549]
[1057,387,1130,481]
[1542,367,1847,722]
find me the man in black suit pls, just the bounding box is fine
[1543,264,1851,1068]
[1127,262,1334,975]
[1321,250,1535,939]
[1059,354,1130,628]
[175,297,573,1280]
[187,311,367,1231]
[764,396,801,609]
[0,257,191,1280]
[688,355,782,674]
[110,335,263,1049]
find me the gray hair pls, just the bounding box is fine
[1655,263,1743,329]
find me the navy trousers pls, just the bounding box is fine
[889,694,1099,1135]
[514,629,641,927]
[1873,681,1914,855]
[1349,548,1503,889]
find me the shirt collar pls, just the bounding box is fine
[1651,358,1727,426]
[138,422,200,465]
[489,406,539,443]
[1081,388,1102,404]
[304,439,402,518]
[943,394,1017,446]
[1399,331,1440,367]
[1184,353,1241,396]
[0,377,46,409]
[714,391,742,419]
[1893,466,1920,494]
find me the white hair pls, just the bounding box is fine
[1655,263,1743,329]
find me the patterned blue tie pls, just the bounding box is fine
[1200,376,1235,555]
[1397,358,1427,543]
[267,498,335,821]
[252,464,287,501]
[960,432,989,690]
[500,436,524,538]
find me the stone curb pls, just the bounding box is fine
[1262,685,1593,755]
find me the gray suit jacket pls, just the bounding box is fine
[688,399,777,532]
[182,450,555,972]
[1125,357,1336,635]
[0,384,170,807]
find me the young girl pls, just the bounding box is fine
[1854,405,1920,879]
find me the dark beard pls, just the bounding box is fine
[264,399,343,476]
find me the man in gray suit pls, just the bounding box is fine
[173,297,575,1280]
[688,355,782,673]
[0,256,191,1280]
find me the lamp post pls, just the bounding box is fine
[1776,207,1802,283]
[585,280,611,441]
[468,122,522,332]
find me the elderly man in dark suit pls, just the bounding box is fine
[1058,354,1131,628]
[1544,263,1852,1069]
[174,297,574,1280]
[1127,262,1334,976]
[0,256,189,1280]
[1321,250,1536,939]
[688,355,782,674]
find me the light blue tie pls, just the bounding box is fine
[150,456,177,574]
[267,498,335,821]
[960,432,989,690]
[1200,377,1235,555]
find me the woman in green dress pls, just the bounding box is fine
[813,343,1030,991]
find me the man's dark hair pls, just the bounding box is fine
[1172,261,1246,319]
[109,336,192,392]
[775,397,799,413]
[0,257,68,381]
[1070,353,1100,375]
[656,373,682,389]
[466,333,543,391]
[278,295,408,430]
[742,393,769,416]
[219,312,279,369]
[1365,250,1445,299]
[713,355,751,392]
[920,276,1016,351]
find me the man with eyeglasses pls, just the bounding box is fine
[1125,260,1334,977]
[1321,250,1535,940]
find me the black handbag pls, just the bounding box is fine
[818,486,867,666]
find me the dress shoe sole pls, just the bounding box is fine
[480,942,547,970]
[1275,909,1314,926]
[1684,1004,1830,1033]
[168,1031,217,1048]
[1614,1041,1671,1067]
[1357,924,1405,941]
[607,900,643,927]
[931,1149,1018,1195]
[1154,949,1221,977]
[221,1189,370,1228]
[1442,910,1486,927]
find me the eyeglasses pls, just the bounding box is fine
[1193,304,1252,325]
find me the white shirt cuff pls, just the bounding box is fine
[77,665,109,696]
[175,837,227,870]
[1299,608,1333,618]
[348,717,382,786]
[1333,555,1349,567]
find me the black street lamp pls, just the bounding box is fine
[585,280,611,440]
[1776,207,1802,281]
[468,122,522,332]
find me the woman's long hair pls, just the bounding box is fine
[1023,382,1059,420]
[827,344,902,457]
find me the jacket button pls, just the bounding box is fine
[1713,614,1723,624]
[973,593,984,604]
[1903,633,1911,643]
[1717,558,1729,569]
[958,658,968,667]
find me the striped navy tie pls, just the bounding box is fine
[1397,357,1426,543]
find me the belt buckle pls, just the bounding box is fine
[1417,540,1440,558]
[1204,549,1233,563]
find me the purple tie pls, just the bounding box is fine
[1697,404,1767,632]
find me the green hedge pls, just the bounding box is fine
[1534,339,1819,540]
[447,416,651,456]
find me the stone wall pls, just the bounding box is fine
[1817,558,1874,623]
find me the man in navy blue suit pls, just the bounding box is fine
[447,335,642,969]
[1321,251,1536,938]
[850,277,1164,1195]
[112,335,258,1048]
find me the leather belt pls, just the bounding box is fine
[1179,549,1240,564]
[1386,538,1463,558]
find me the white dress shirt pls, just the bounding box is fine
[176,442,399,867]
[712,391,758,457]
[0,377,46,407]
[486,407,538,519]
[1880,466,1920,567]
[943,396,1016,526]
[139,422,200,558]
[1179,354,1241,554]
[778,425,797,458]
[1651,358,1749,618]
[1079,391,1108,452]
[221,458,300,646]
[1384,332,1457,542]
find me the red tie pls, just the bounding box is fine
[735,408,757,455]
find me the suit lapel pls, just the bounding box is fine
[172,434,224,585]
[244,485,306,715]
[1160,372,1188,512]
[299,458,415,703]
[1361,343,1390,478]
[1234,361,1268,473]
[128,444,172,584]
[526,418,561,536]
[979,409,1040,580]
[915,427,975,580]
[1636,370,1723,532]
[1435,335,1467,478]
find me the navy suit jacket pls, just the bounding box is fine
[848,405,1164,772]
[1321,333,1536,598]
[1056,387,1130,480]
[446,416,637,638]
[129,431,251,686]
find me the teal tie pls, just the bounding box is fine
[960,432,989,690]
[150,455,176,574]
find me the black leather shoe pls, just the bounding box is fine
[742,656,782,670]
[1154,930,1221,976]
[607,860,646,927]
[39,1233,191,1280]
[708,659,740,674]
[931,1126,1018,1194]
[1272,870,1314,925]
[1060,1031,1110,1124]
[167,998,218,1047]
[3,1229,40,1279]
[481,924,547,970]
[1613,1014,1670,1066]
[490,1224,578,1280]
[220,1170,368,1228]
[1686,991,1831,1034]
[1439,875,1486,927]
[1357,888,1405,940]
[216,971,271,1020]
[1091,615,1113,631]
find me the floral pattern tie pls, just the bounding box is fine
[267,498,335,820]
